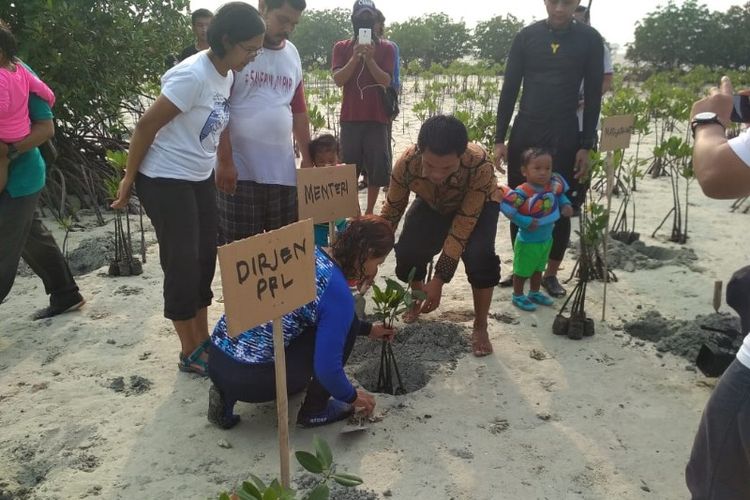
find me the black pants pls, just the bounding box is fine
[686,359,750,499]
[0,190,80,306]
[136,173,217,321]
[208,317,360,414]
[394,199,500,288]
[507,116,582,262]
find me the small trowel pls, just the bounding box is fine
[340,409,368,434]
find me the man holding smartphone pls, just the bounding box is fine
[331,0,395,215]
[686,76,750,499]
[689,76,750,199]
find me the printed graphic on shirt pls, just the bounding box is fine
[243,69,295,95]
[200,93,230,153]
[211,247,336,364]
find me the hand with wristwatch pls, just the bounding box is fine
[691,112,725,138]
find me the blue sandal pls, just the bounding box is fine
[528,291,554,307]
[179,339,211,377]
[512,294,537,312]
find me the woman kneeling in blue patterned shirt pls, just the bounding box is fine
[208,215,396,429]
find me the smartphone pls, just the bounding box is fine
[358,28,372,45]
[731,95,750,123]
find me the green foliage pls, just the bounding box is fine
[581,201,609,248]
[371,268,426,328]
[389,13,470,67]
[473,14,524,64]
[291,8,351,69]
[5,0,190,133]
[307,103,326,135]
[627,0,750,69]
[3,0,191,215]
[218,437,362,500]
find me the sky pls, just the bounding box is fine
[190,0,744,54]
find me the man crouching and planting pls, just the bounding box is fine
[379,115,501,357]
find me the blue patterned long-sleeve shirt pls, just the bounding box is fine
[211,247,362,403]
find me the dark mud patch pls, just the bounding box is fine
[623,311,740,361]
[66,234,117,276]
[570,237,702,273]
[348,321,469,394]
[108,375,152,396]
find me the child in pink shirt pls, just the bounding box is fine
[0,20,56,193]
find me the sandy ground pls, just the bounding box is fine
[2,166,748,500]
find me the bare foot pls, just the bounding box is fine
[471,329,493,357]
[402,302,421,324]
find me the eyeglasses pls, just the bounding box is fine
[239,44,263,57]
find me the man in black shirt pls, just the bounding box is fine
[178,9,214,63]
[494,0,603,297]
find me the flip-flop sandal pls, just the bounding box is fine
[178,339,211,377]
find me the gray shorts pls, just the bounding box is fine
[340,121,391,187]
[686,359,750,499]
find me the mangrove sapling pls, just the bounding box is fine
[730,197,750,214]
[218,436,363,500]
[370,268,426,395]
[650,136,693,243]
[105,150,143,276]
[566,199,617,284]
[555,196,599,339]
[307,103,326,136]
[642,77,692,179]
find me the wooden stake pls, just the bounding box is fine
[602,151,614,322]
[329,220,337,245]
[713,281,723,313]
[272,317,290,488]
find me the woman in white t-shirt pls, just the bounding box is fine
[111,2,266,376]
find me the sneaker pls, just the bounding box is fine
[512,294,537,312]
[207,384,240,429]
[528,290,554,306]
[296,399,354,428]
[541,276,566,298]
[32,292,85,320]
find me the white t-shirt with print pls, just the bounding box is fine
[140,51,233,182]
[229,41,304,187]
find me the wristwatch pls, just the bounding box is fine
[691,112,724,138]
[5,143,19,161]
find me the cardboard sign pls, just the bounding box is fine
[297,165,359,224]
[218,219,316,337]
[600,115,636,152]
